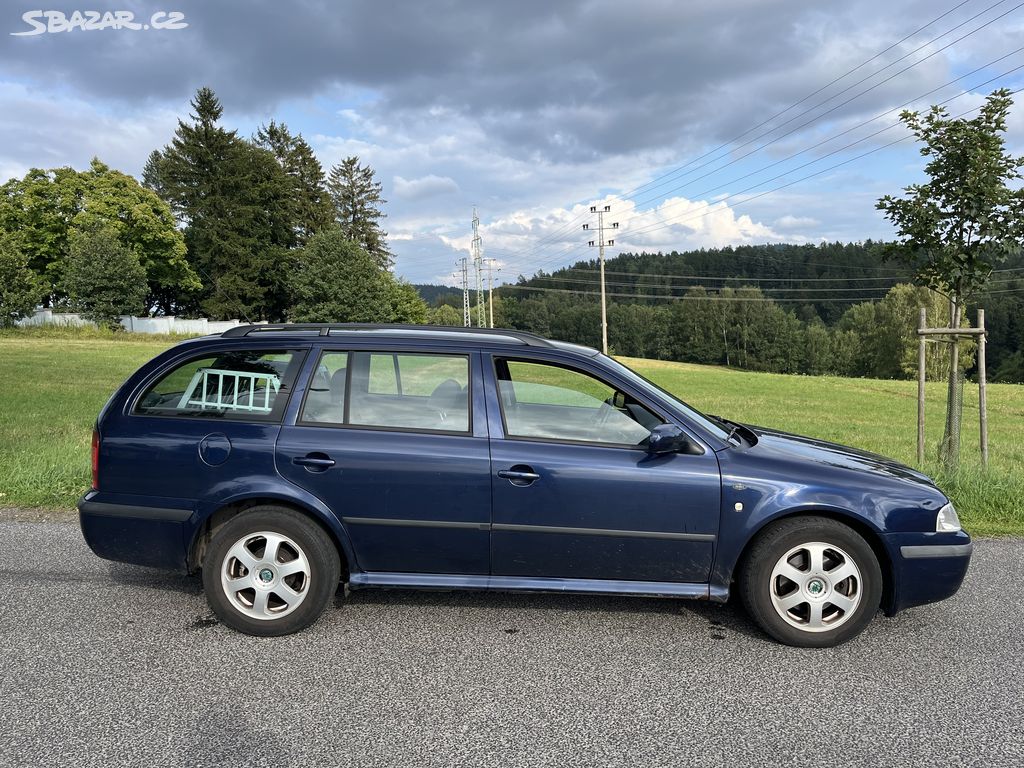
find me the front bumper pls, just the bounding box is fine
[883,530,973,615]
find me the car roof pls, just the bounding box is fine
[215,323,601,357]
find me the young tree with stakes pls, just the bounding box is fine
[877,88,1024,468]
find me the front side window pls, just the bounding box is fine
[494,359,661,446]
[300,351,470,433]
[136,349,302,421]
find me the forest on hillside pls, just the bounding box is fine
[420,242,1024,383]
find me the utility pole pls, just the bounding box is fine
[458,257,471,328]
[485,258,500,328]
[583,204,618,354]
[472,207,485,328]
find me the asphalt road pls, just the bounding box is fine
[1,521,1021,768]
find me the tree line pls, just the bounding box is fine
[475,242,1022,382]
[0,87,431,329]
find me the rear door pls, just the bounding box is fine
[276,346,492,575]
[102,344,308,508]
[485,354,721,583]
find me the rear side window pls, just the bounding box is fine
[135,349,304,421]
[299,351,470,433]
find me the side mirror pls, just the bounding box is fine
[647,424,689,455]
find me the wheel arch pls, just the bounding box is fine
[731,507,895,614]
[187,494,355,579]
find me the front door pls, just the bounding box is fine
[276,347,492,575]
[485,355,721,583]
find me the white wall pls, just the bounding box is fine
[15,309,260,336]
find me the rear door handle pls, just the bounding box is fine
[293,453,336,471]
[497,466,540,486]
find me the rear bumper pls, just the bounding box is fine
[78,491,192,571]
[883,531,973,615]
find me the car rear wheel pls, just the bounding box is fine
[739,516,882,647]
[202,506,341,636]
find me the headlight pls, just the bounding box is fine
[936,502,961,533]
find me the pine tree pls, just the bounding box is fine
[326,156,392,269]
[253,121,333,245]
[144,88,296,320]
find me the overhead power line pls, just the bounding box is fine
[491,4,1023,276]
[623,0,1020,209]
[598,90,1024,243]
[496,283,1024,303]
[616,0,978,202]
[552,265,1024,282]
[496,284,902,302]
[628,53,1024,214]
[563,269,910,282]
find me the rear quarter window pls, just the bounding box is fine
[134,349,305,422]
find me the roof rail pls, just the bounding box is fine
[220,323,555,347]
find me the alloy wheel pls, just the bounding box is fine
[220,531,311,620]
[769,541,862,633]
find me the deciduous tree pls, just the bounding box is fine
[61,228,148,330]
[0,236,45,327]
[429,303,464,326]
[290,228,423,323]
[877,89,1024,466]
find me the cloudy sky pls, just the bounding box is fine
[2,0,1023,285]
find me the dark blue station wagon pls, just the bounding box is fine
[79,324,973,646]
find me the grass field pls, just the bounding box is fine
[1,327,1020,535]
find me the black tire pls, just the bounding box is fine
[202,505,341,637]
[739,516,882,648]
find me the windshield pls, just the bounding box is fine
[600,356,732,442]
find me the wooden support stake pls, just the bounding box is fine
[917,307,926,466]
[978,308,988,470]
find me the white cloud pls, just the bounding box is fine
[393,174,459,199]
[428,194,787,282]
[775,214,819,229]
[0,81,179,179]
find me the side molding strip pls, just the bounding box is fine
[342,516,490,531]
[492,522,716,541]
[340,517,716,541]
[79,500,193,522]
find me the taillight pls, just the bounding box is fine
[91,428,100,490]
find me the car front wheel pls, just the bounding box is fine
[739,516,882,647]
[202,506,341,636]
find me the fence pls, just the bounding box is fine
[15,309,259,336]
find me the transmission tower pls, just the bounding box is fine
[458,257,471,327]
[472,207,485,328]
[583,204,618,354]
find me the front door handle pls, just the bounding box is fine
[497,466,540,486]
[293,453,336,472]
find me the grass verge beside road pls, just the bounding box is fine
[1,328,1020,535]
